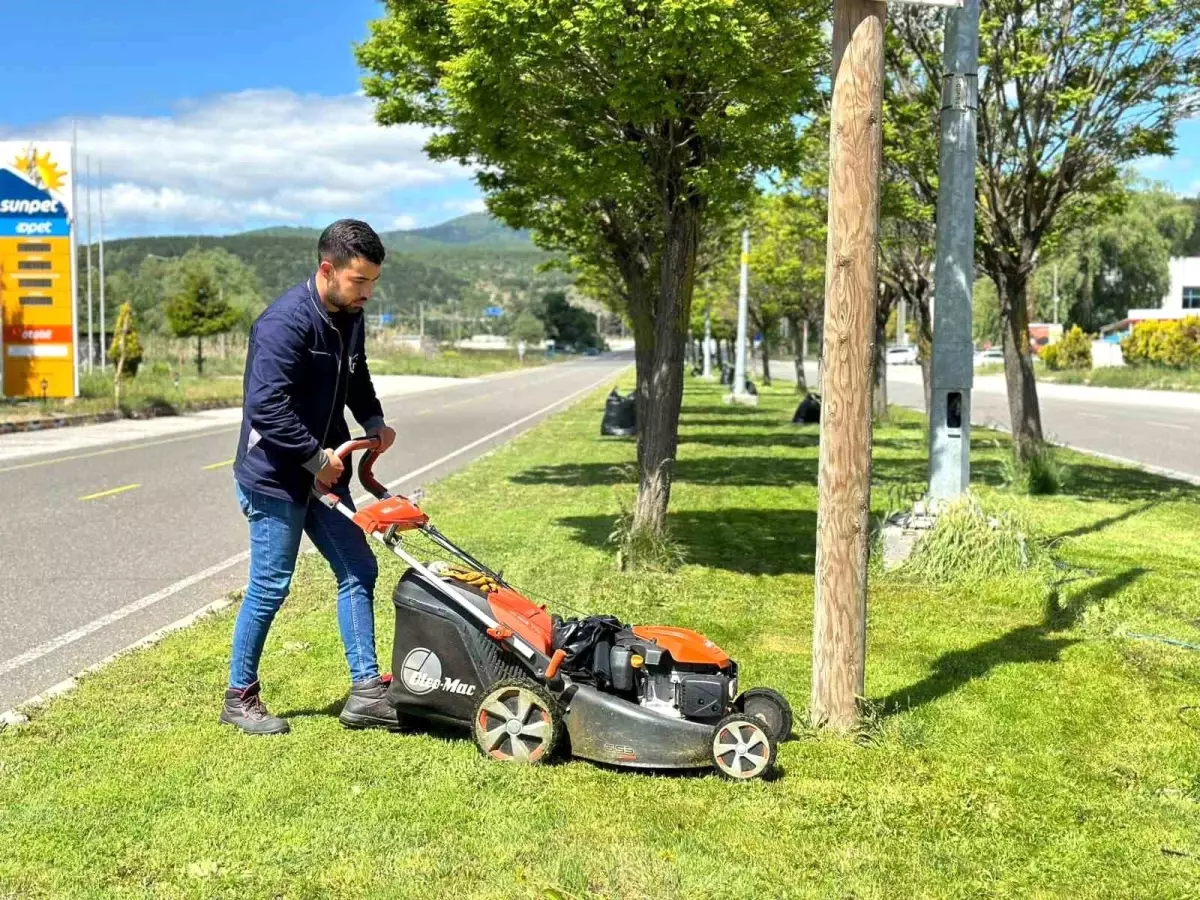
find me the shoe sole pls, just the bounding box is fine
[218,712,290,736]
[339,710,404,731]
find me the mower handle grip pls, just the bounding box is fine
[312,436,390,504]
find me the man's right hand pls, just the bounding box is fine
[315,448,345,488]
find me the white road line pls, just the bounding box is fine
[0,366,626,683]
[1148,421,1191,432]
[1078,412,1106,420]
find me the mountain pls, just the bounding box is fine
[389,212,533,247]
[78,213,570,333]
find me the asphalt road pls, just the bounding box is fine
[1,354,630,713]
[762,359,1200,482]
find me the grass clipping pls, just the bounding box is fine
[899,493,1045,584]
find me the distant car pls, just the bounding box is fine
[885,345,919,365]
[973,348,1005,367]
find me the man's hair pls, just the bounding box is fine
[317,219,386,268]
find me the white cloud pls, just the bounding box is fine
[442,197,488,215]
[5,90,481,236]
[390,214,418,231]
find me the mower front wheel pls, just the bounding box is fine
[472,679,562,765]
[710,713,777,781]
[734,688,793,743]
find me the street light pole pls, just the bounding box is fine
[927,0,980,502]
[733,228,750,398]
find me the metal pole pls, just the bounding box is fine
[70,123,80,396]
[897,298,907,346]
[98,160,106,370]
[702,301,712,378]
[927,0,980,503]
[733,228,749,397]
[85,156,93,374]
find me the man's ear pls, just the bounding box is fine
[318,260,335,278]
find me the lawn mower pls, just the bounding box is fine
[314,437,793,781]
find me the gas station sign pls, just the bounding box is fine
[0,141,77,398]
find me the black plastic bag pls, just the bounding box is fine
[792,392,821,424]
[601,388,637,436]
[551,613,626,683]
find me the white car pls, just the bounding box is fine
[885,345,919,365]
[973,348,1005,367]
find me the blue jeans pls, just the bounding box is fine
[230,481,380,689]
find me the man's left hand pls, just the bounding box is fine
[368,424,396,454]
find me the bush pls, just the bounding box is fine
[108,303,144,376]
[1121,316,1200,368]
[1043,325,1092,370]
[900,493,1043,584]
[1003,442,1070,496]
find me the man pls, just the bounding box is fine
[223,219,399,736]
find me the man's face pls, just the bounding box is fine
[320,257,381,313]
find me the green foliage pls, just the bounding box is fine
[108,303,144,376]
[165,253,241,341]
[1121,316,1200,368]
[509,308,547,347]
[1043,325,1092,370]
[535,291,600,350]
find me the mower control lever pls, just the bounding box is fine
[312,436,388,505]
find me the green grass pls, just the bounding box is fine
[367,344,560,378]
[1037,365,1200,393]
[2,380,1199,899]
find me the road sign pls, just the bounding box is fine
[485,305,504,318]
[0,141,76,399]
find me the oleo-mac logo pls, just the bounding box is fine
[400,648,476,697]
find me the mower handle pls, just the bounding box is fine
[312,435,391,504]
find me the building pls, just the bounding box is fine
[1100,256,1200,340]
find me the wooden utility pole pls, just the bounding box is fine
[812,0,887,732]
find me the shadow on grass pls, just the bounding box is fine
[1049,501,1160,542]
[557,508,817,576]
[515,455,822,489]
[878,567,1147,717]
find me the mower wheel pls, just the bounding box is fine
[472,678,562,765]
[710,713,777,781]
[734,688,793,743]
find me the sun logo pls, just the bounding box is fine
[13,148,67,193]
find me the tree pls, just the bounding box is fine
[510,308,547,351]
[892,1,1200,458]
[357,0,827,539]
[110,303,143,408]
[536,291,600,350]
[165,253,240,375]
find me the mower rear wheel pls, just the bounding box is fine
[734,688,793,743]
[472,679,561,765]
[710,713,777,781]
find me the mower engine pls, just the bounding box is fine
[554,617,739,724]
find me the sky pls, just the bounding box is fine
[0,0,1195,240]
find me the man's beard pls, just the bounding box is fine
[325,283,362,314]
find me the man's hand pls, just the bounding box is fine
[368,424,396,454]
[315,448,345,488]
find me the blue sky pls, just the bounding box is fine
[0,0,1195,239]
[0,0,485,238]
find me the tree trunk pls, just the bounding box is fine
[997,271,1045,458]
[631,199,700,539]
[812,0,885,734]
[195,334,204,376]
[872,309,888,420]
[760,329,772,386]
[788,315,809,393]
[913,290,933,414]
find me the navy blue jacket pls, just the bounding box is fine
[233,277,385,504]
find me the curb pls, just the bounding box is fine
[0,398,241,436]
[0,594,239,732]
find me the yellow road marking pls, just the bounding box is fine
[0,427,241,475]
[203,458,235,470]
[80,483,141,502]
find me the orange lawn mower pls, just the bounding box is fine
[316,437,793,781]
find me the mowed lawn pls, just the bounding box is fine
[1,378,1198,899]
